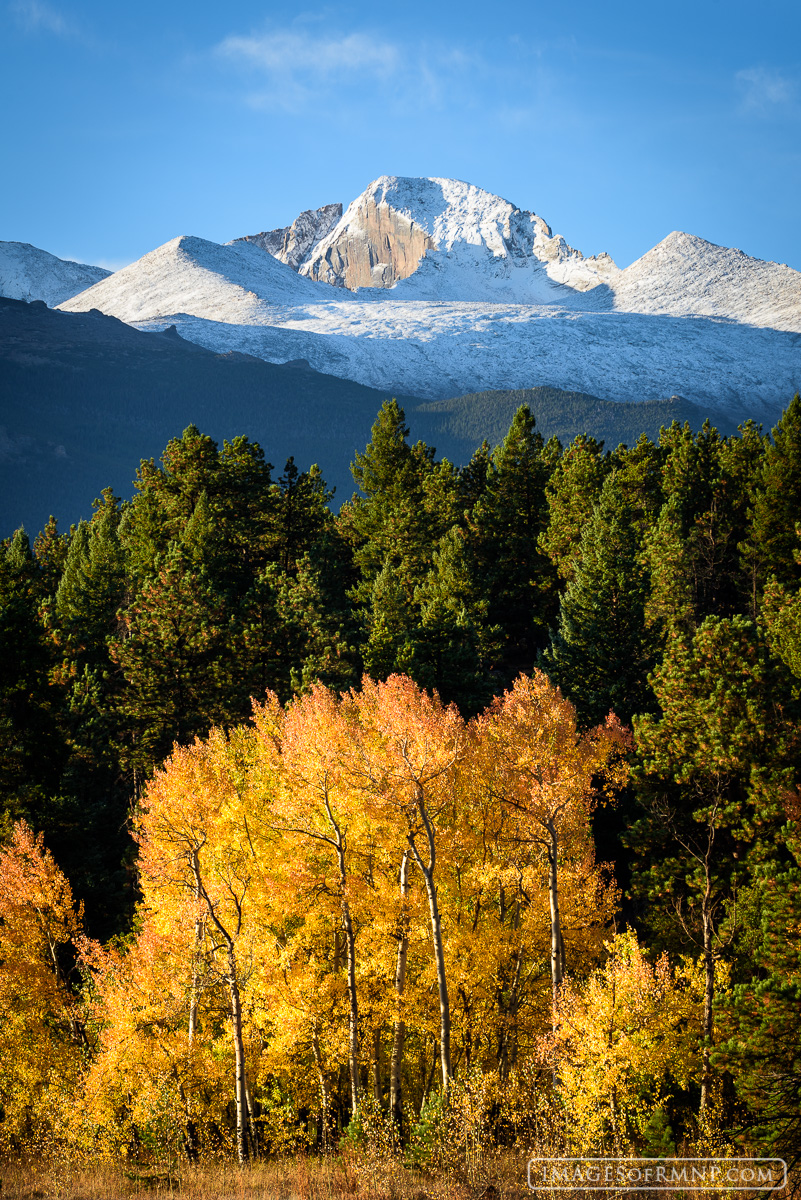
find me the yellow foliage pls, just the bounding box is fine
[550,931,701,1153]
[0,821,85,1149]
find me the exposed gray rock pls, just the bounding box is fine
[234,203,342,270]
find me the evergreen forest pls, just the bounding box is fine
[2,395,801,1181]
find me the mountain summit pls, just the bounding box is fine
[232,176,618,300]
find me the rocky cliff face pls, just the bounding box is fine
[303,193,437,288]
[234,203,342,270]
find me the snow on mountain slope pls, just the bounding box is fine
[237,176,618,301]
[127,301,798,416]
[59,234,337,323]
[0,241,111,307]
[612,231,801,331]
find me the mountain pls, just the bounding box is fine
[0,241,111,307]
[0,294,412,533]
[0,296,737,536]
[611,231,801,331]
[56,176,801,414]
[54,233,331,323]
[232,176,617,299]
[231,176,801,330]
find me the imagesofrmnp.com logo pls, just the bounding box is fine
[527,1158,787,1191]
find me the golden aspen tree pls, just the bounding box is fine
[0,822,85,1149]
[136,727,270,1163]
[271,685,369,1120]
[351,674,466,1095]
[475,673,628,1008]
[550,931,699,1153]
[80,908,228,1160]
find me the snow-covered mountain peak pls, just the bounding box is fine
[0,241,111,307]
[238,175,618,299]
[58,233,336,324]
[613,229,801,330]
[51,174,801,419]
[350,175,513,250]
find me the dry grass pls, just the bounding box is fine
[1,1154,797,1200]
[0,1154,529,1200]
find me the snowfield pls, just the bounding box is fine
[125,305,799,418]
[47,176,801,414]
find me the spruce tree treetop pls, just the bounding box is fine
[461,405,557,672]
[344,399,457,607]
[747,394,801,590]
[543,469,654,727]
[350,400,419,501]
[539,433,609,585]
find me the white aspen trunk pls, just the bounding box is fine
[372,1028,382,1104]
[194,853,252,1166]
[188,850,202,1047]
[244,1075,258,1157]
[228,950,250,1165]
[546,819,564,1011]
[700,876,715,1113]
[311,1022,330,1149]
[322,793,361,1119]
[408,800,452,1093]
[389,849,410,1130]
[342,889,360,1118]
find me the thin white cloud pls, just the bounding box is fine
[219,29,399,77]
[736,67,796,112]
[10,0,71,36]
[216,28,403,111]
[212,23,503,116]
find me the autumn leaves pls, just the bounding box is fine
[62,672,620,1160]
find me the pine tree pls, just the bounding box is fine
[628,615,798,1111]
[343,401,461,680]
[32,516,70,597]
[111,545,237,779]
[406,528,493,712]
[0,530,65,835]
[539,433,609,585]
[345,400,458,608]
[609,432,665,542]
[47,492,134,936]
[543,471,654,727]
[458,406,558,675]
[55,489,126,667]
[647,420,767,638]
[745,394,801,590]
[719,809,801,1158]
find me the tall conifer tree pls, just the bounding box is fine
[543,471,653,726]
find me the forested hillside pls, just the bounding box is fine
[1,395,800,1170]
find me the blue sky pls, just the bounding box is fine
[1,0,799,272]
